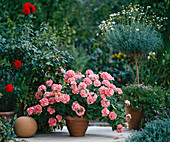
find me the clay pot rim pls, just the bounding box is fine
[66,115,89,121]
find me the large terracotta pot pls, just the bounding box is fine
[125,106,144,130]
[0,111,15,125]
[66,115,89,137]
[14,116,37,138]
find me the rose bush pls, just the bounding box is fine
[27,69,126,132]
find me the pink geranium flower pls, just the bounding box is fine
[87,93,97,104]
[66,70,75,77]
[125,100,130,106]
[83,77,92,86]
[85,69,94,77]
[48,118,57,127]
[40,97,49,107]
[101,108,110,116]
[124,122,129,128]
[55,92,64,102]
[89,74,99,80]
[34,105,42,114]
[49,97,56,104]
[52,84,62,92]
[72,102,80,111]
[76,106,85,116]
[109,111,117,120]
[47,106,55,114]
[80,89,89,98]
[56,115,62,122]
[105,88,114,97]
[78,82,87,90]
[38,85,46,91]
[117,124,123,133]
[94,80,101,87]
[108,84,116,90]
[46,79,53,86]
[116,88,123,94]
[125,114,132,122]
[102,80,111,86]
[27,107,34,115]
[99,86,106,95]
[101,98,110,107]
[35,92,43,99]
[62,94,70,104]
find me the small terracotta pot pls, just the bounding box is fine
[0,111,15,125]
[125,106,144,130]
[66,115,89,137]
[14,116,37,138]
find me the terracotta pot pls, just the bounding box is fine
[66,115,89,137]
[125,106,144,130]
[14,116,37,138]
[0,111,15,125]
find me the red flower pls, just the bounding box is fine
[14,60,22,68]
[23,3,36,15]
[5,84,14,93]
[23,7,31,15]
[118,78,121,82]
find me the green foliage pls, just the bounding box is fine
[139,46,170,89]
[65,45,90,73]
[121,85,170,128]
[0,117,15,142]
[126,118,170,142]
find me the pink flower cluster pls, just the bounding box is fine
[48,115,62,126]
[72,102,85,116]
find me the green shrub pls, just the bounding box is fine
[126,118,170,142]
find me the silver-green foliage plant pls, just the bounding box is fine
[126,118,170,142]
[99,4,163,84]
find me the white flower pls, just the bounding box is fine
[148,56,150,60]
[152,52,155,55]
[147,6,151,9]
[136,28,139,31]
[96,33,99,36]
[101,20,105,24]
[110,13,116,17]
[112,21,115,24]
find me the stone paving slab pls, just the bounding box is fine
[21,126,132,142]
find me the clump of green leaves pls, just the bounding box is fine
[121,85,169,128]
[126,118,170,142]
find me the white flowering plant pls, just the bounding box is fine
[99,4,162,85]
[27,69,127,132]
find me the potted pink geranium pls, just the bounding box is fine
[27,69,127,136]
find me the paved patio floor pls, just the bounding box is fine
[20,126,132,142]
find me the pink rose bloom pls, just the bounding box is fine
[116,88,123,94]
[78,82,87,90]
[72,89,79,94]
[76,106,85,116]
[47,106,55,114]
[87,93,97,104]
[101,98,110,107]
[68,77,75,83]
[56,115,62,122]
[34,105,42,114]
[46,79,53,86]
[99,86,106,95]
[35,92,43,99]
[83,77,92,86]
[102,80,111,86]
[61,68,66,74]
[40,97,49,107]
[105,88,114,97]
[80,89,88,98]
[66,70,75,77]
[62,94,70,104]
[52,84,62,92]
[70,83,77,90]
[55,92,63,102]
[109,111,117,120]
[125,100,130,106]
[124,122,129,128]
[38,85,46,91]
[89,74,99,80]
[107,74,114,81]
[27,107,34,115]
[86,69,94,77]
[108,84,116,90]
[94,80,101,87]
[72,102,80,111]
[64,75,69,82]
[101,108,110,116]
[117,124,123,133]
[48,118,57,127]
[125,114,132,122]
[49,97,56,104]
[44,92,50,97]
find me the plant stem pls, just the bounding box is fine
[135,54,139,85]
